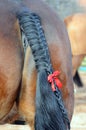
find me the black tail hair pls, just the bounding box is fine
[17,8,70,130]
[73,70,83,87]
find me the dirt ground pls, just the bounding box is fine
[71,72,86,130]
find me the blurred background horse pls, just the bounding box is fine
[64,13,86,87]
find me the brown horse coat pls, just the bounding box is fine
[64,13,86,75]
[64,13,86,55]
[0,0,74,129]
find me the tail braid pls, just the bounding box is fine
[17,8,70,130]
[17,11,52,73]
[33,14,70,128]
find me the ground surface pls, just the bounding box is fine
[71,72,86,130]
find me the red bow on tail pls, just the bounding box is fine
[48,71,62,92]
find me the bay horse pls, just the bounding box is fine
[64,13,86,77]
[0,0,74,130]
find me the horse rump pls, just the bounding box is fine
[17,7,70,130]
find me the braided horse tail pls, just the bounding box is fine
[17,8,70,130]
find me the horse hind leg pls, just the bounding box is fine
[19,47,36,130]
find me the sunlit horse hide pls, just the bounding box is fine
[0,0,74,130]
[64,13,86,76]
[78,0,86,8]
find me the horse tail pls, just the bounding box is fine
[17,8,70,130]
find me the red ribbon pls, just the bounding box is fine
[47,71,62,91]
